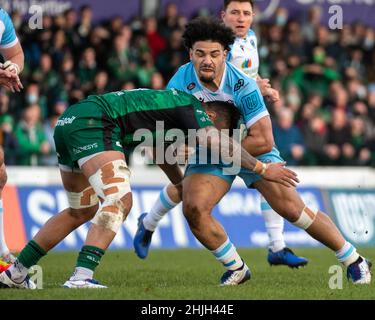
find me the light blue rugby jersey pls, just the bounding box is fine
[167,61,269,129]
[0,8,18,49]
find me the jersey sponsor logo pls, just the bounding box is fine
[187,82,196,90]
[241,90,263,118]
[241,59,252,69]
[234,79,245,92]
[56,116,76,126]
[73,142,98,155]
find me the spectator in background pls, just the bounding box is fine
[41,113,59,166]
[368,86,375,125]
[121,81,136,91]
[158,3,180,39]
[76,5,93,45]
[156,29,189,82]
[63,9,81,50]
[14,104,50,166]
[0,92,17,165]
[0,114,17,165]
[87,26,110,68]
[31,53,64,115]
[324,108,351,165]
[50,29,69,69]
[136,52,157,88]
[91,70,110,95]
[273,108,306,165]
[347,117,372,166]
[23,83,47,119]
[287,46,340,100]
[107,33,137,85]
[144,17,166,61]
[149,72,165,90]
[78,47,98,93]
[301,114,327,165]
[301,6,322,44]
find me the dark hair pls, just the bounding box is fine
[203,101,241,136]
[223,0,254,10]
[182,17,235,51]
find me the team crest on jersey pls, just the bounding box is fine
[250,39,256,48]
[242,59,252,69]
[234,79,245,92]
[187,82,196,90]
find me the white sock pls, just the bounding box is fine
[70,266,94,281]
[143,186,179,231]
[336,241,360,267]
[261,197,286,252]
[211,238,244,271]
[8,260,29,282]
[0,199,10,256]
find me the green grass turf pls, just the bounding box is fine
[0,248,373,300]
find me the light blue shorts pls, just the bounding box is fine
[185,147,284,188]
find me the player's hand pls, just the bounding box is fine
[256,77,279,102]
[262,162,299,188]
[0,68,23,92]
[265,88,280,103]
[256,77,271,96]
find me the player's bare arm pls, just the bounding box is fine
[197,126,299,187]
[242,116,274,156]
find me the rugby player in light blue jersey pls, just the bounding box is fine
[222,0,307,267]
[0,7,24,264]
[134,17,371,285]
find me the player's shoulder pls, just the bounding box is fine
[167,62,196,91]
[174,62,194,77]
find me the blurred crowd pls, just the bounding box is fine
[1,3,375,167]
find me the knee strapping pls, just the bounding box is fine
[67,186,99,209]
[88,159,131,233]
[292,206,318,230]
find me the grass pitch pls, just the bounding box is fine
[0,248,373,300]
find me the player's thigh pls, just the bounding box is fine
[183,173,231,217]
[253,179,305,221]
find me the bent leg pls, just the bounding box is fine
[183,173,251,285]
[254,180,345,251]
[183,174,230,250]
[5,169,99,284]
[33,170,99,252]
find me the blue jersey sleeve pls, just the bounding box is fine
[233,76,269,128]
[0,9,18,48]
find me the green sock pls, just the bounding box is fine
[17,240,47,268]
[76,245,105,271]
